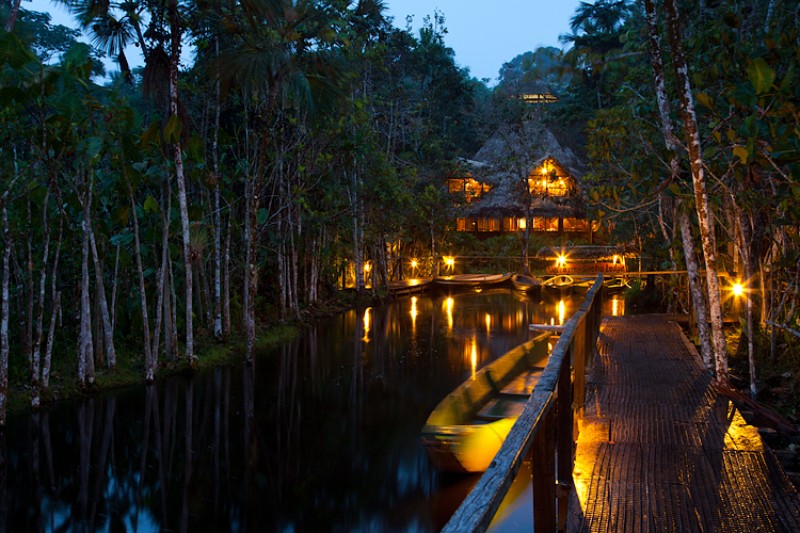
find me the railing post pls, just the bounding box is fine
[532,406,556,532]
[557,346,574,532]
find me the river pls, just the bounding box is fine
[3,288,624,532]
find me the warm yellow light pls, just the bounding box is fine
[558,299,566,325]
[556,254,568,268]
[444,256,455,267]
[518,218,526,230]
[732,282,744,297]
[363,262,371,273]
[445,297,454,330]
[612,255,619,265]
[410,296,418,328]
[485,313,491,333]
[410,258,419,269]
[470,337,478,380]
[611,295,619,317]
[362,307,371,342]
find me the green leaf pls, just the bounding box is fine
[110,231,134,246]
[733,145,749,163]
[143,195,159,213]
[164,115,183,143]
[257,208,268,225]
[696,92,714,110]
[748,58,775,94]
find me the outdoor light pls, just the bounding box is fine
[363,262,371,272]
[732,282,744,297]
[444,256,455,268]
[410,258,419,269]
[556,254,568,268]
[612,255,619,265]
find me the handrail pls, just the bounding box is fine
[442,274,605,532]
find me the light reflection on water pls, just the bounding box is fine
[3,288,608,532]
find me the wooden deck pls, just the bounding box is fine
[568,315,800,532]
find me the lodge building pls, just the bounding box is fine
[448,123,595,241]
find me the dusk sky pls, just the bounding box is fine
[27,0,582,84]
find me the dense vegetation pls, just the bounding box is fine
[0,0,798,424]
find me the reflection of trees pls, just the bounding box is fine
[0,292,574,531]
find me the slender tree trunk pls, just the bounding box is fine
[89,228,116,368]
[664,0,727,380]
[223,210,231,336]
[0,204,11,426]
[678,209,714,368]
[42,209,63,394]
[124,173,154,382]
[168,0,194,364]
[4,0,22,32]
[31,188,51,408]
[79,170,95,387]
[212,37,223,340]
[644,0,714,368]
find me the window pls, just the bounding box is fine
[477,217,500,232]
[502,217,517,232]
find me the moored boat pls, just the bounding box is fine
[541,274,574,295]
[603,276,629,294]
[388,277,433,296]
[420,333,552,473]
[511,273,542,295]
[433,272,512,291]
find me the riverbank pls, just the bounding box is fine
[5,295,368,418]
[6,324,298,417]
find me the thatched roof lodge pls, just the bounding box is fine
[448,121,595,241]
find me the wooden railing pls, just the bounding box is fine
[442,275,605,532]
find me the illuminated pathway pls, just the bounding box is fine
[568,315,800,532]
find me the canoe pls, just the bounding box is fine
[603,276,630,294]
[541,274,574,295]
[388,277,433,296]
[433,273,512,290]
[511,274,542,294]
[420,333,552,473]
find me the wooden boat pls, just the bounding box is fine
[603,276,629,294]
[433,272,512,291]
[420,333,552,473]
[510,273,542,295]
[388,277,433,296]
[541,274,574,295]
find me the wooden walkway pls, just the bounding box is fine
[568,315,800,532]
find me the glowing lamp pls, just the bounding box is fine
[556,254,568,268]
[444,256,455,267]
[410,259,418,269]
[363,262,371,273]
[732,282,744,297]
[518,218,527,230]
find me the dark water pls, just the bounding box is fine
[2,289,624,532]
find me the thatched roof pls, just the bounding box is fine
[460,121,587,218]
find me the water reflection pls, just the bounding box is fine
[2,289,597,532]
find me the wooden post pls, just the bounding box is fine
[532,407,556,531]
[557,347,574,532]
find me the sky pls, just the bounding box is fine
[26,0,582,85]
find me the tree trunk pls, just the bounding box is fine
[0,204,11,425]
[223,210,231,336]
[4,0,22,32]
[644,0,714,369]
[664,0,727,380]
[31,188,51,408]
[168,0,194,364]
[79,170,95,387]
[212,37,223,340]
[89,227,116,368]
[124,173,154,382]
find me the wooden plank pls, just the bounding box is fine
[569,314,800,532]
[529,323,565,332]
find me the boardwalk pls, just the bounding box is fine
[569,315,800,532]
